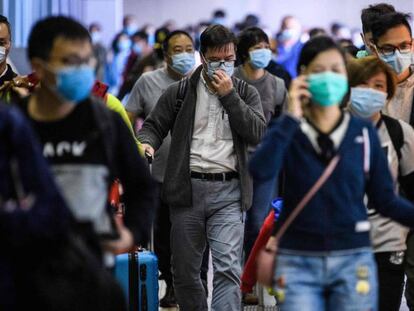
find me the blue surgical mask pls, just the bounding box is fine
[125,24,138,36]
[55,65,95,103]
[117,39,131,52]
[0,46,5,63]
[132,43,143,54]
[279,29,298,42]
[148,34,155,47]
[91,32,102,44]
[349,87,387,118]
[203,55,234,78]
[380,50,414,75]
[249,48,272,69]
[170,52,195,75]
[212,17,227,26]
[308,72,348,107]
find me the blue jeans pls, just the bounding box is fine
[273,250,378,311]
[244,176,277,261]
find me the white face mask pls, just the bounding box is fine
[0,46,6,63]
[379,50,414,75]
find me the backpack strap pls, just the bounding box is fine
[273,76,287,118]
[236,79,248,100]
[175,77,188,115]
[382,114,404,161]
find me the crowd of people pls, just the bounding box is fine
[0,2,414,311]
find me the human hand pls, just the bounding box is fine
[287,75,311,119]
[211,69,234,97]
[102,216,134,254]
[141,143,154,158]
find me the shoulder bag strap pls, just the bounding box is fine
[274,155,341,241]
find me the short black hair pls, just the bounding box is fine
[162,30,194,53]
[213,10,226,18]
[89,22,101,32]
[338,39,359,58]
[28,16,90,61]
[237,27,269,64]
[361,3,395,34]
[309,27,327,38]
[132,30,149,43]
[200,24,237,55]
[371,12,412,45]
[330,22,344,35]
[297,36,347,74]
[0,15,12,41]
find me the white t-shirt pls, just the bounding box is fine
[369,117,414,253]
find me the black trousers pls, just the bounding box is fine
[375,252,405,311]
[406,232,414,310]
[154,183,209,287]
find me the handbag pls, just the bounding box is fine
[256,155,340,287]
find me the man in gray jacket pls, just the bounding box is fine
[138,24,265,311]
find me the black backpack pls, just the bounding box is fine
[382,114,404,161]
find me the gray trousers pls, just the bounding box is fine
[170,178,244,311]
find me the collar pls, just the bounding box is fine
[305,111,345,136]
[0,64,9,79]
[189,65,204,87]
[398,66,414,88]
[301,112,350,153]
[199,70,217,96]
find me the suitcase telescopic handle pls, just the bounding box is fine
[145,151,153,165]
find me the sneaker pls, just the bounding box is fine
[242,292,259,305]
[160,284,178,308]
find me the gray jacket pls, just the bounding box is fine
[138,66,266,210]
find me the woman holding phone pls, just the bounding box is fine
[250,36,414,311]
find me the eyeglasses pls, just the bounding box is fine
[202,54,235,68]
[207,60,235,68]
[375,41,413,57]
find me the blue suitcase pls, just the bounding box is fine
[115,251,159,311]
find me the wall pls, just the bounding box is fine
[81,0,123,47]
[123,0,414,32]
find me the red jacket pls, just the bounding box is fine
[241,210,275,293]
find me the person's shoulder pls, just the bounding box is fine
[141,67,165,80]
[6,64,17,78]
[232,66,243,78]
[233,76,257,95]
[137,68,166,87]
[265,71,286,87]
[397,118,414,138]
[346,113,373,129]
